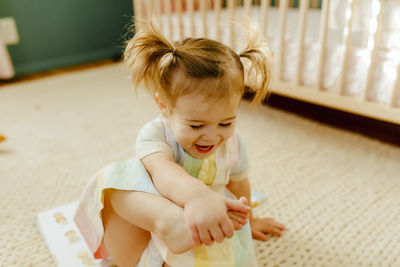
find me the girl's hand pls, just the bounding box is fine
[228,196,250,230]
[184,190,250,247]
[228,210,248,230]
[250,217,286,241]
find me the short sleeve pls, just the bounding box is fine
[229,132,248,182]
[136,117,173,159]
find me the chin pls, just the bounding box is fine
[193,153,212,159]
[189,148,214,159]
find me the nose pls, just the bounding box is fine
[201,127,221,143]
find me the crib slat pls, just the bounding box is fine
[391,63,400,107]
[228,0,235,48]
[296,0,308,85]
[338,0,357,95]
[277,0,288,80]
[362,0,384,101]
[260,0,270,37]
[244,0,252,16]
[176,0,184,40]
[316,0,331,90]
[214,0,222,41]
[200,0,208,37]
[147,0,154,17]
[164,0,173,40]
[151,0,162,30]
[133,0,144,30]
[187,0,195,36]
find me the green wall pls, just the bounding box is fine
[0,0,133,77]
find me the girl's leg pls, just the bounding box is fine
[102,189,195,266]
[102,195,150,267]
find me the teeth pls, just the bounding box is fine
[197,145,211,150]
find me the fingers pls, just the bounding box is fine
[275,221,286,231]
[198,226,213,246]
[189,224,202,246]
[228,211,248,226]
[195,218,236,246]
[209,225,225,243]
[220,218,235,238]
[250,217,286,241]
[231,219,244,231]
[260,218,286,236]
[238,196,249,206]
[229,210,248,219]
[260,225,283,237]
[252,230,269,241]
[202,217,235,245]
[263,217,285,229]
[225,198,251,214]
[267,225,285,237]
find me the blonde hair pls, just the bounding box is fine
[123,20,271,107]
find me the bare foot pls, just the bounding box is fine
[155,207,196,254]
[154,197,250,253]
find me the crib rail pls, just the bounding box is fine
[133,0,400,125]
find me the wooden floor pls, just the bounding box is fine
[2,60,399,147]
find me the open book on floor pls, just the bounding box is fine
[35,202,115,267]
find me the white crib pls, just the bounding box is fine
[133,0,400,125]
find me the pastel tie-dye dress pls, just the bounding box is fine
[74,116,258,266]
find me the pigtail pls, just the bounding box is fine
[123,20,177,104]
[124,19,267,106]
[239,28,272,105]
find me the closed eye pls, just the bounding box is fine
[190,125,203,130]
[219,122,232,127]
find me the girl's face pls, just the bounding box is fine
[160,92,241,159]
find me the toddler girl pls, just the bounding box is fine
[74,20,285,267]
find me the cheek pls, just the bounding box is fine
[223,127,235,140]
[215,127,235,144]
[223,122,237,138]
[175,126,198,145]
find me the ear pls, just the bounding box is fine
[155,93,171,118]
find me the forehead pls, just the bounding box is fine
[173,92,241,121]
[169,68,244,104]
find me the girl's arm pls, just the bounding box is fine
[226,177,286,241]
[142,152,250,246]
[142,152,207,206]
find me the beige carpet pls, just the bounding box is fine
[1,63,400,267]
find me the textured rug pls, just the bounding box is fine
[1,63,400,266]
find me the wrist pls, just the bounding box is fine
[184,183,212,205]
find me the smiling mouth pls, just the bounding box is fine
[195,144,214,153]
